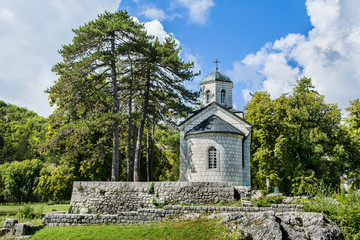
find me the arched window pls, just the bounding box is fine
[220,90,226,104]
[208,147,217,169]
[206,90,211,104]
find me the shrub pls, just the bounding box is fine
[303,186,360,240]
[147,182,155,194]
[152,198,168,209]
[17,204,41,220]
[77,183,84,191]
[252,195,283,207]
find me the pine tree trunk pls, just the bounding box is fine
[126,55,134,181]
[146,127,150,181]
[133,70,151,181]
[110,32,119,181]
[132,123,137,172]
[149,123,155,181]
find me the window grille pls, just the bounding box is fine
[220,90,226,103]
[208,147,217,169]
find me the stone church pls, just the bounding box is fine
[178,66,252,186]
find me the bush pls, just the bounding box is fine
[152,198,168,209]
[17,204,42,220]
[252,195,283,207]
[303,187,360,240]
[147,182,155,194]
[35,165,76,201]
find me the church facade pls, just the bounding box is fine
[178,69,252,186]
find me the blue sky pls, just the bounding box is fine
[119,0,313,110]
[0,0,359,116]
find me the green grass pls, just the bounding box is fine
[31,218,228,240]
[0,203,69,226]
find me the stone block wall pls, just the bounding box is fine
[179,105,252,186]
[70,181,235,214]
[185,133,243,185]
[44,204,304,227]
[242,135,251,186]
[215,81,233,108]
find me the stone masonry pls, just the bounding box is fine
[44,204,304,227]
[70,181,235,214]
[179,69,252,187]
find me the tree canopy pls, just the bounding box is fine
[245,77,346,194]
[1,11,360,203]
[46,10,198,184]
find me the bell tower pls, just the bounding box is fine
[200,60,233,108]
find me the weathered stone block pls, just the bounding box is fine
[4,219,18,228]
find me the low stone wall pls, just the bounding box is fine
[1,219,44,237]
[70,181,235,214]
[44,204,304,227]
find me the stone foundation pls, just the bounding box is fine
[44,204,304,227]
[70,181,236,214]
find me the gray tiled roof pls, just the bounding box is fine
[201,70,232,83]
[186,115,244,136]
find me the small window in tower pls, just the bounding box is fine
[206,90,211,104]
[208,147,217,169]
[220,90,226,104]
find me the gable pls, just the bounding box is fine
[179,103,252,136]
[186,115,245,137]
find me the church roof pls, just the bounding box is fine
[200,70,232,84]
[179,102,252,129]
[186,115,245,136]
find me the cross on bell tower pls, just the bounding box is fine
[213,59,220,71]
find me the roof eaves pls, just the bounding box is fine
[177,103,215,127]
[214,102,253,127]
[186,130,244,137]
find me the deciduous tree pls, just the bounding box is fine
[245,77,343,194]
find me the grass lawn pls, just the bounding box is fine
[31,218,229,240]
[0,203,69,226]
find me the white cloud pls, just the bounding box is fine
[144,20,169,43]
[228,0,360,111]
[241,89,251,104]
[0,0,120,117]
[143,19,180,47]
[175,0,214,25]
[140,6,166,20]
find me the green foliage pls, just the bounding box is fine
[291,169,318,195]
[0,101,47,164]
[0,159,43,202]
[343,98,360,183]
[153,125,180,181]
[46,9,197,182]
[68,206,73,214]
[76,183,84,192]
[17,204,37,219]
[147,182,155,194]
[0,203,69,226]
[303,187,360,240]
[245,77,344,194]
[152,198,168,209]
[35,164,76,201]
[251,195,284,207]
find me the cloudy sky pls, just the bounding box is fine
[0,0,359,117]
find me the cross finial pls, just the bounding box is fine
[213,59,220,71]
